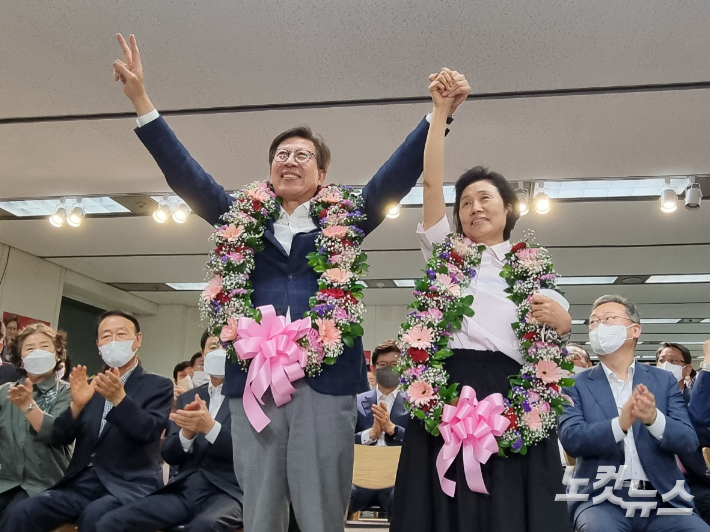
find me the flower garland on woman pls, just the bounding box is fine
[198,180,368,377]
[389,71,573,532]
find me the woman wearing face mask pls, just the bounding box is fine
[0,323,72,519]
[389,72,572,532]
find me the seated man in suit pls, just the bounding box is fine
[679,339,710,524]
[98,348,243,532]
[349,340,409,518]
[559,295,709,532]
[1,310,174,532]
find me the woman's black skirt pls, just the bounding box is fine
[389,349,571,532]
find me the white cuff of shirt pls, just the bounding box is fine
[417,215,451,257]
[646,409,666,440]
[204,421,221,444]
[611,417,627,443]
[179,429,196,452]
[136,109,160,128]
[360,430,377,445]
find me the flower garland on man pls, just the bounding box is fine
[387,71,573,532]
[115,33,471,532]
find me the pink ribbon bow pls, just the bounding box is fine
[436,385,510,496]
[233,305,312,433]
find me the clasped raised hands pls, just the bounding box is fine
[428,68,471,114]
[619,384,657,432]
[169,394,216,440]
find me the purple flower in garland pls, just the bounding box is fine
[522,401,532,412]
[511,434,524,451]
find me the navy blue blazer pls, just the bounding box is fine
[354,388,409,445]
[679,370,710,484]
[135,116,432,398]
[51,365,174,504]
[559,362,699,522]
[161,384,242,502]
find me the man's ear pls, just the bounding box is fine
[318,169,327,185]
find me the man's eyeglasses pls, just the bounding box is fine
[272,149,317,164]
[375,362,397,369]
[588,315,635,330]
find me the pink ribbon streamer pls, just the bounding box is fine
[233,305,312,433]
[436,385,511,496]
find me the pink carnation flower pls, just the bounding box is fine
[527,391,541,403]
[536,401,551,414]
[324,268,351,284]
[536,360,562,384]
[201,276,223,301]
[227,252,244,262]
[436,273,461,296]
[329,254,343,264]
[220,317,239,342]
[322,226,349,239]
[315,318,341,346]
[402,325,434,349]
[219,224,244,241]
[407,381,435,406]
[424,308,443,321]
[318,189,343,204]
[245,187,272,202]
[524,409,543,430]
[333,307,348,321]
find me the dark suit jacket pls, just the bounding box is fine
[135,116,434,398]
[161,384,242,502]
[559,362,698,523]
[51,364,173,504]
[354,388,408,445]
[0,363,21,386]
[680,370,710,485]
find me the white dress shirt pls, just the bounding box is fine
[418,215,524,363]
[361,386,400,446]
[600,361,666,481]
[179,382,224,452]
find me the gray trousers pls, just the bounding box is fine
[230,380,357,532]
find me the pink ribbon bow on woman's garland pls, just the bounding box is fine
[436,386,511,496]
[233,305,312,432]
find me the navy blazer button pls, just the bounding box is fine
[288,274,296,281]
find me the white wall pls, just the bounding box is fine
[362,304,409,353]
[136,305,205,378]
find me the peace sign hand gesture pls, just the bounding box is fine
[114,34,155,116]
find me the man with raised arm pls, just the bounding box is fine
[113,33,470,532]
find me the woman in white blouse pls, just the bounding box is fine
[389,71,572,532]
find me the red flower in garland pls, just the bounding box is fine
[408,347,430,364]
[321,288,345,299]
[523,331,537,340]
[345,293,358,305]
[545,382,560,393]
[215,292,230,304]
[511,242,528,253]
[449,252,464,266]
[319,209,328,219]
[504,411,519,430]
[252,200,261,212]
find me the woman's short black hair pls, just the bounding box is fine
[453,166,520,241]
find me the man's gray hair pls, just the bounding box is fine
[592,295,641,324]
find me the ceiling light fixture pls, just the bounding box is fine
[66,198,85,227]
[516,181,529,216]
[533,186,551,214]
[659,178,677,213]
[171,201,191,224]
[49,198,68,228]
[153,194,171,224]
[685,177,702,210]
[386,204,400,219]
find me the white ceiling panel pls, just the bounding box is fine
[3,90,710,200]
[4,0,710,118]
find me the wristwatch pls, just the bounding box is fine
[700,362,710,372]
[22,402,36,414]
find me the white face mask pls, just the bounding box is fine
[204,349,227,377]
[659,362,685,382]
[99,339,137,368]
[589,323,633,356]
[191,370,210,387]
[23,349,57,376]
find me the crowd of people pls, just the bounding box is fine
[0,32,708,532]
